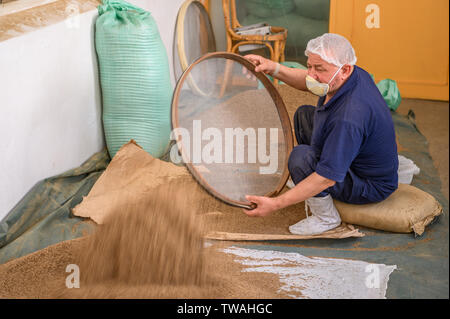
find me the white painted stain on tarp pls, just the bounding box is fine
[222,246,397,299]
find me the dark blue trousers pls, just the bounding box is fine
[288,105,382,204]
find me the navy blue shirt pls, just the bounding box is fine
[312,65,398,200]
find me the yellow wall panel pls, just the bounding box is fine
[330,0,449,101]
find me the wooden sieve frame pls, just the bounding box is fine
[171,52,294,210]
[173,0,216,96]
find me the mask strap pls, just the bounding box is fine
[327,64,344,84]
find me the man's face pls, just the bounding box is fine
[306,53,351,94]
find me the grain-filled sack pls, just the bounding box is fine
[334,184,442,235]
[96,0,172,158]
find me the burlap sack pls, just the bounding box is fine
[72,140,191,224]
[334,184,443,235]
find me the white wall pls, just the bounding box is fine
[0,10,104,220]
[0,0,185,220]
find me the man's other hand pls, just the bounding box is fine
[242,195,279,217]
[243,54,277,77]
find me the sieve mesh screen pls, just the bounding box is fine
[172,53,293,209]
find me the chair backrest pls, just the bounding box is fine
[222,0,241,31]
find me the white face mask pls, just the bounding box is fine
[305,65,343,97]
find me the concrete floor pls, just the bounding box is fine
[397,99,449,200]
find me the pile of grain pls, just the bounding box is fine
[75,183,206,287]
[0,182,286,299]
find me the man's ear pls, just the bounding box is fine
[341,64,353,79]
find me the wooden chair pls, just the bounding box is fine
[221,0,287,63]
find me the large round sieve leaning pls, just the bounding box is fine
[173,0,216,83]
[171,52,294,210]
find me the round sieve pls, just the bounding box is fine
[171,52,293,209]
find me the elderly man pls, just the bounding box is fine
[243,33,398,235]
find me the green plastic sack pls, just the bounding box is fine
[281,61,306,70]
[369,74,402,111]
[95,0,172,158]
[376,79,402,111]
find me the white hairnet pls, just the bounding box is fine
[305,33,357,67]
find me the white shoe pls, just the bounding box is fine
[289,194,341,235]
[398,155,420,184]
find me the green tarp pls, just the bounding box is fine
[0,150,110,264]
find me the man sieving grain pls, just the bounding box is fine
[243,33,398,235]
